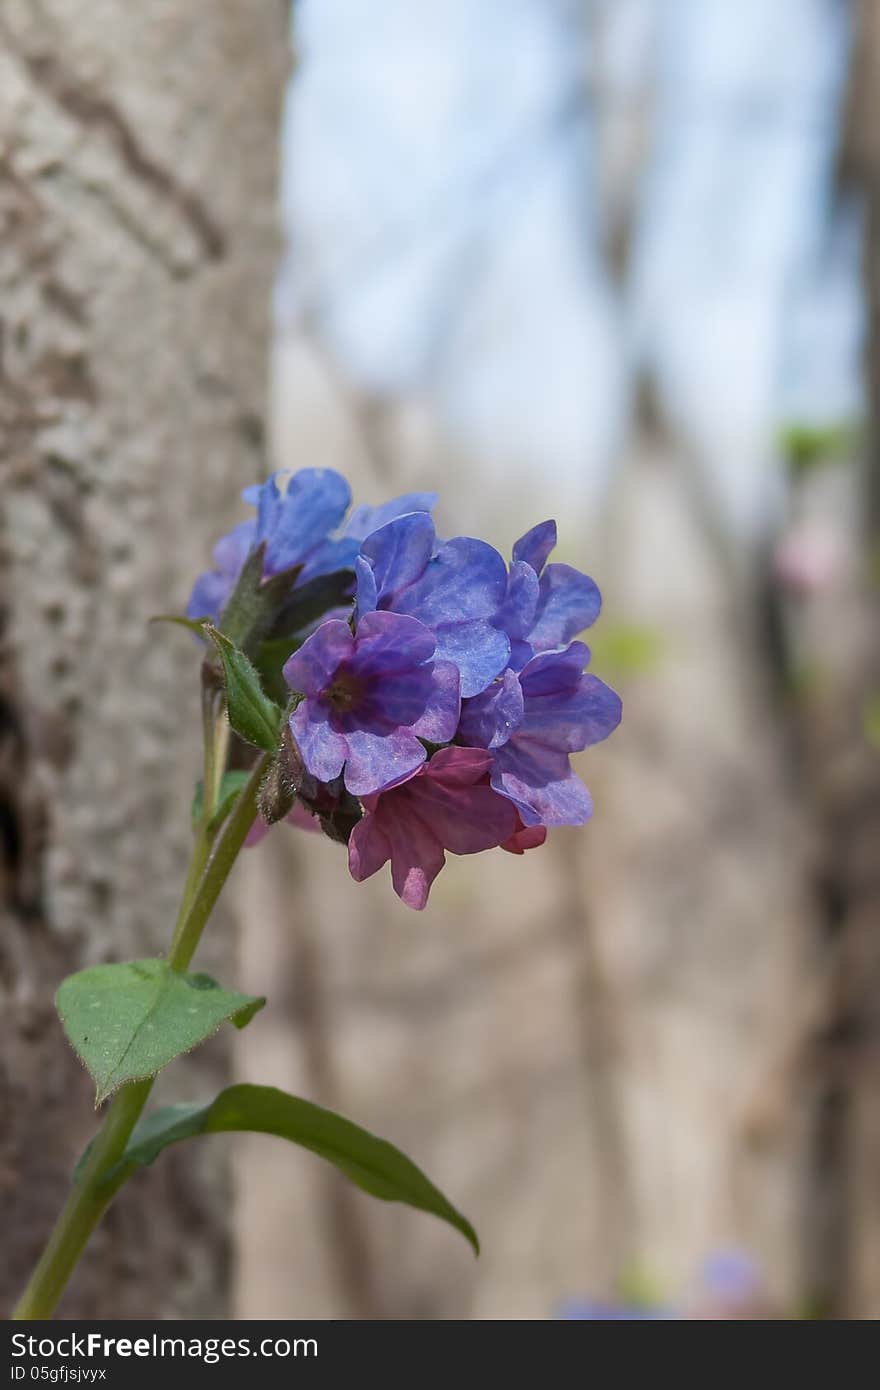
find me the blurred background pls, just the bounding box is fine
[2,0,879,1320]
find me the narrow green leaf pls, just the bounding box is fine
[191,770,252,830]
[57,961,265,1106]
[97,1083,479,1255]
[216,541,270,647]
[202,625,282,752]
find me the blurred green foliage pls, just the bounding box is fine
[862,695,880,752]
[590,622,665,681]
[777,420,858,479]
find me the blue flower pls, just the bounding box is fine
[283,610,461,797]
[187,470,435,623]
[457,641,621,826]
[343,492,437,543]
[354,512,510,697]
[495,520,602,669]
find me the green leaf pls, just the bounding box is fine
[218,543,310,649]
[270,570,355,639]
[254,636,303,706]
[254,572,355,703]
[202,625,282,752]
[191,769,252,830]
[95,1083,479,1254]
[57,961,265,1105]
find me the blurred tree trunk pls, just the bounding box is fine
[0,0,285,1316]
[812,0,880,1319]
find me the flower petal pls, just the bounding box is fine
[492,740,594,827]
[348,813,392,882]
[264,469,352,575]
[296,535,360,583]
[342,727,426,797]
[501,824,548,854]
[424,746,494,785]
[458,669,524,749]
[406,776,518,856]
[432,619,510,698]
[495,560,540,640]
[187,569,231,623]
[528,564,602,651]
[213,520,257,577]
[519,672,622,752]
[395,536,508,625]
[519,641,590,694]
[386,811,446,910]
[512,520,557,575]
[408,660,460,743]
[354,554,379,621]
[360,512,436,604]
[353,609,436,675]
[283,619,354,697]
[345,493,437,542]
[289,700,347,784]
[253,473,283,544]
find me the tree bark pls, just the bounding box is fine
[0,0,285,1317]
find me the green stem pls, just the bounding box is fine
[11,746,269,1321]
[11,1079,154,1320]
[167,752,268,971]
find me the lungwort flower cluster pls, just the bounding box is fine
[189,469,621,909]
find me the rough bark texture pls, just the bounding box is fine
[0,0,285,1317]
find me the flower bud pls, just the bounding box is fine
[257,726,314,825]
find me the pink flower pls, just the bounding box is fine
[501,821,547,854]
[347,746,520,910]
[774,523,843,597]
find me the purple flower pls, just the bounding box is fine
[348,747,519,909]
[187,470,435,623]
[496,520,602,668]
[283,610,460,797]
[354,512,510,697]
[458,642,621,826]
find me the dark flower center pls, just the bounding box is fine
[326,668,364,713]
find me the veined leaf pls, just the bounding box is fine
[57,961,265,1105]
[94,1083,479,1254]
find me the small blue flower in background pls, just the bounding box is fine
[557,1250,767,1321]
[694,1249,765,1318]
[558,1298,669,1320]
